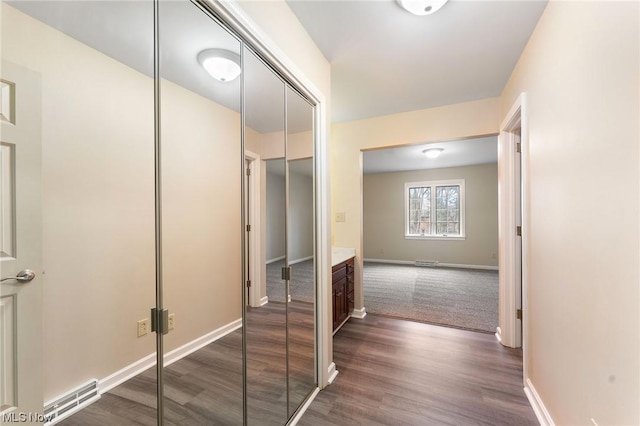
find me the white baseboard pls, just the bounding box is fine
[100,353,156,394]
[364,258,498,271]
[164,319,242,367]
[290,255,313,265]
[327,362,338,384]
[99,318,242,395]
[266,255,285,265]
[351,307,367,319]
[438,262,498,271]
[495,326,503,344]
[364,258,413,265]
[260,296,269,306]
[524,378,555,426]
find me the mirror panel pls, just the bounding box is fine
[159,1,243,423]
[285,88,316,416]
[243,46,287,425]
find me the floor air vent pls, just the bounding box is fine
[44,379,100,425]
[415,260,439,267]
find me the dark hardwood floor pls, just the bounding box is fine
[58,300,316,426]
[300,314,538,426]
[58,307,536,425]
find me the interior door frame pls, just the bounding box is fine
[245,150,263,308]
[497,93,529,378]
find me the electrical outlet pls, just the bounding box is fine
[137,319,149,337]
[168,313,175,330]
[335,212,346,222]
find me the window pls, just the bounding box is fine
[405,179,465,239]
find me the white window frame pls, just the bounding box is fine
[404,179,466,240]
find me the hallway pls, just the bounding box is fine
[301,315,537,425]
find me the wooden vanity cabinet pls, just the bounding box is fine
[332,256,355,332]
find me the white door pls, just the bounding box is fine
[0,60,44,423]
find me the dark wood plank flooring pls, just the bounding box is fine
[58,301,316,426]
[300,314,538,426]
[58,308,536,425]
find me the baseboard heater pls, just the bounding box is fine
[415,259,439,267]
[44,379,100,425]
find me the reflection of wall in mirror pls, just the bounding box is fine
[245,128,284,159]
[287,131,313,160]
[289,168,313,263]
[264,164,313,264]
[266,170,286,262]
[245,129,312,160]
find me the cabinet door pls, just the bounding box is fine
[333,277,347,330]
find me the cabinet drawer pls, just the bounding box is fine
[347,273,354,292]
[332,261,345,273]
[332,266,346,282]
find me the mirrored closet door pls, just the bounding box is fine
[285,87,316,418]
[243,45,317,424]
[243,45,288,425]
[158,1,243,424]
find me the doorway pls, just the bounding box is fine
[497,93,528,357]
[360,136,500,333]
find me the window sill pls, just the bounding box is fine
[404,235,466,241]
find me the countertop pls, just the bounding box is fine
[331,247,355,267]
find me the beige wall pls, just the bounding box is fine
[331,98,500,310]
[500,1,639,424]
[3,4,242,400]
[363,164,498,267]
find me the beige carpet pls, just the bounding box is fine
[363,262,498,333]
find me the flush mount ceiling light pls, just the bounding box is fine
[396,0,449,16]
[422,148,444,159]
[198,48,241,83]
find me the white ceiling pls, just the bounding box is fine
[363,135,497,174]
[9,0,544,172]
[287,0,548,123]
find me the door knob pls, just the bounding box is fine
[1,269,36,283]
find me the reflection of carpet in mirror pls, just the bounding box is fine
[266,259,314,303]
[364,262,498,333]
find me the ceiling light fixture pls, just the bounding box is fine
[198,48,241,83]
[422,148,444,159]
[396,0,449,16]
